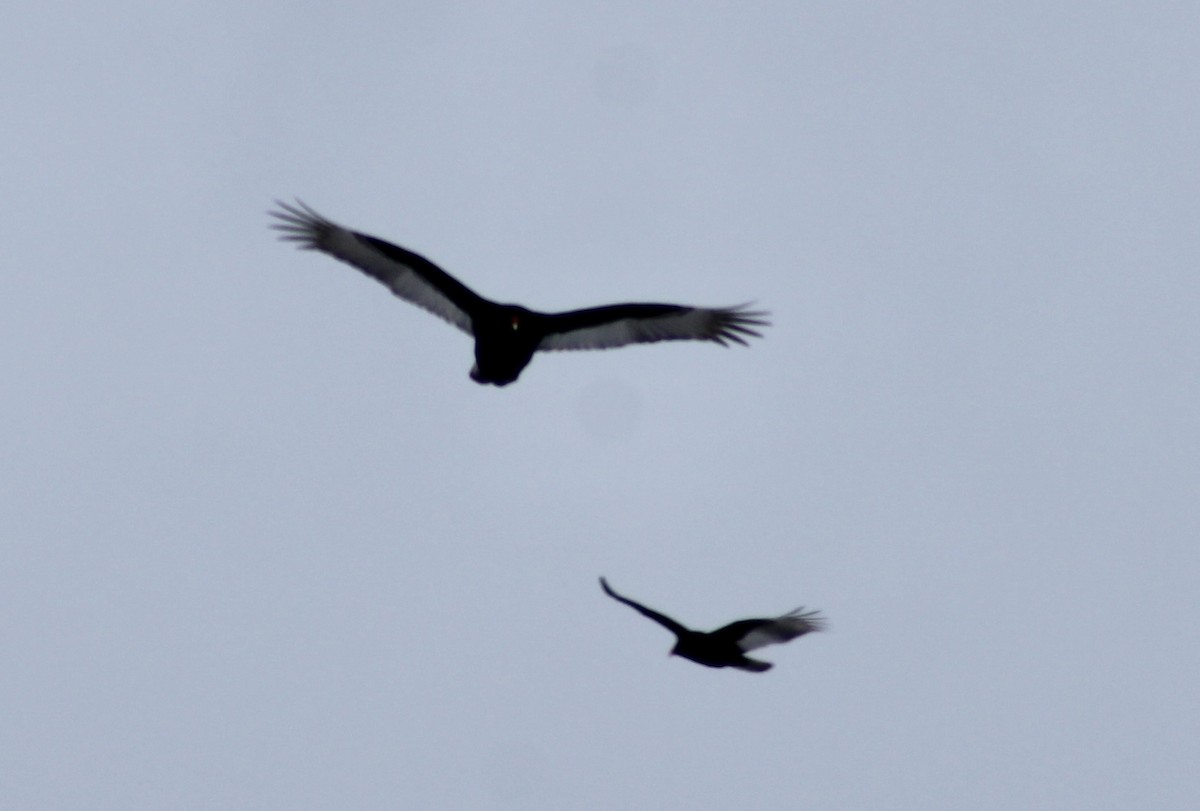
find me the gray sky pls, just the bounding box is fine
[4,2,1198,808]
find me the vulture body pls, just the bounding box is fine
[600,577,824,673]
[270,201,768,385]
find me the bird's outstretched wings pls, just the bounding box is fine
[269,200,480,335]
[715,609,827,652]
[600,577,689,637]
[537,303,768,352]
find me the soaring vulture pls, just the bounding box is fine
[599,577,824,673]
[270,201,768,385]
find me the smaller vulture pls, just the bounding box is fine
[599,577,825,673]
[269,200,768,385]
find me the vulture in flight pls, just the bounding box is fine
[269,201,768,385]
[599,577,824,673]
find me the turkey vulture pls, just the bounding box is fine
[269,200,768,385]
[599,577,824,672]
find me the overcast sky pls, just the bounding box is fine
[4,2,1198,808]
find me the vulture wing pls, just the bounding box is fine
[537,303,768,352]
[600,577,689,637]
[715,608,827,652]
[270,200,482,335]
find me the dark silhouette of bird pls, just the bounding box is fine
[599,577,824,672]
[270,200,768,385]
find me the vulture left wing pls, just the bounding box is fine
[600,578,689,638]
[537,303,768,352]
[270,200,480,336]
